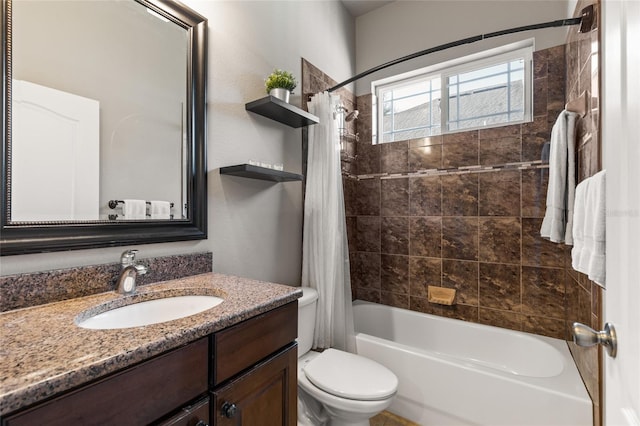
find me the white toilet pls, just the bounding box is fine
[297,287,398,426]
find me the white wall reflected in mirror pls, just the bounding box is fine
[10,0,187,222]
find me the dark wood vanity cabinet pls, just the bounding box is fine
[2,302,298,426]
[211,302,298,426]
[158,396,211,426]
[213,345,297,426]
[3,338,210,426]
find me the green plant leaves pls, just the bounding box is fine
[265,69,297,93]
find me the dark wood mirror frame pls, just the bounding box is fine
[0,0,207,256]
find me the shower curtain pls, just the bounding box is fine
[302,92,355,353]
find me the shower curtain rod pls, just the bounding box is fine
[327,5,594,93]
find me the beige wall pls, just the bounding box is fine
[354,0,572,95]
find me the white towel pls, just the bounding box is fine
[150,200,171,219]
[571,170,606,287]
[122,199,146,219]
[571,178,588,271]
[540,110,579,245]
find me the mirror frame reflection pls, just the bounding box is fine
[0,0,208,256]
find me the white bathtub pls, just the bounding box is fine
[353,300,592,426]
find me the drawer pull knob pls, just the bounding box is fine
[222,402,238,418]
[194,421,209,426]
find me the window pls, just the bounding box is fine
[373,41,533,143]
[379,75,442,143]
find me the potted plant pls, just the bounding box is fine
[265,69,297,103]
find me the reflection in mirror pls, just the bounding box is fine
[11,0,187,222]
[1,0,208,255]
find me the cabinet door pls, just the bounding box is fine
[213,344,297,426]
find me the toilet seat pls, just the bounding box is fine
[302,349,398,401]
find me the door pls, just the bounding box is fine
[11,79,99,221]
[602,0,640,424]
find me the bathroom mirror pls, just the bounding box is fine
[1,0,208,255]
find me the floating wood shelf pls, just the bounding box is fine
[220,164,303,182]
[245,96,319,128]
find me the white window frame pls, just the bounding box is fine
[372,40,534,144]
[376,72,443,142]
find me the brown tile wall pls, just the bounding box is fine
[350,45,570,339]
[301,58,357,177]
[564,1,602,425]
[302,29,602,420]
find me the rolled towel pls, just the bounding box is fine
[122,199,146,219]
[150,200,171,219]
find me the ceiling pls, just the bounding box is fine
[341,0,394,17]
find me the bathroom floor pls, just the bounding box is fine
[370,411,420,426]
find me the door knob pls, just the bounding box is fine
[221,402,238,418]
[572,322,617,358]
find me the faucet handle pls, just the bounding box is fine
[134,264,148,275]
[121,249,139,266]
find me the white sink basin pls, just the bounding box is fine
[77,295,224,329]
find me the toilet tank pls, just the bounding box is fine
[297,286,318,356]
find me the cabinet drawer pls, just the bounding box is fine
[212,302,297,385]
[5,338,209,426]
[156,396,210,426]
[212,343,297,426]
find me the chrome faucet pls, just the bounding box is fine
[116,249,148,295]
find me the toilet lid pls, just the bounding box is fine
[302,349,398,401]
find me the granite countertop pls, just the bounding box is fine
[0,272,302,417]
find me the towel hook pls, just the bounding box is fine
[565,91,589,117]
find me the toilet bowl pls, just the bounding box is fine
[297,287,398,426]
